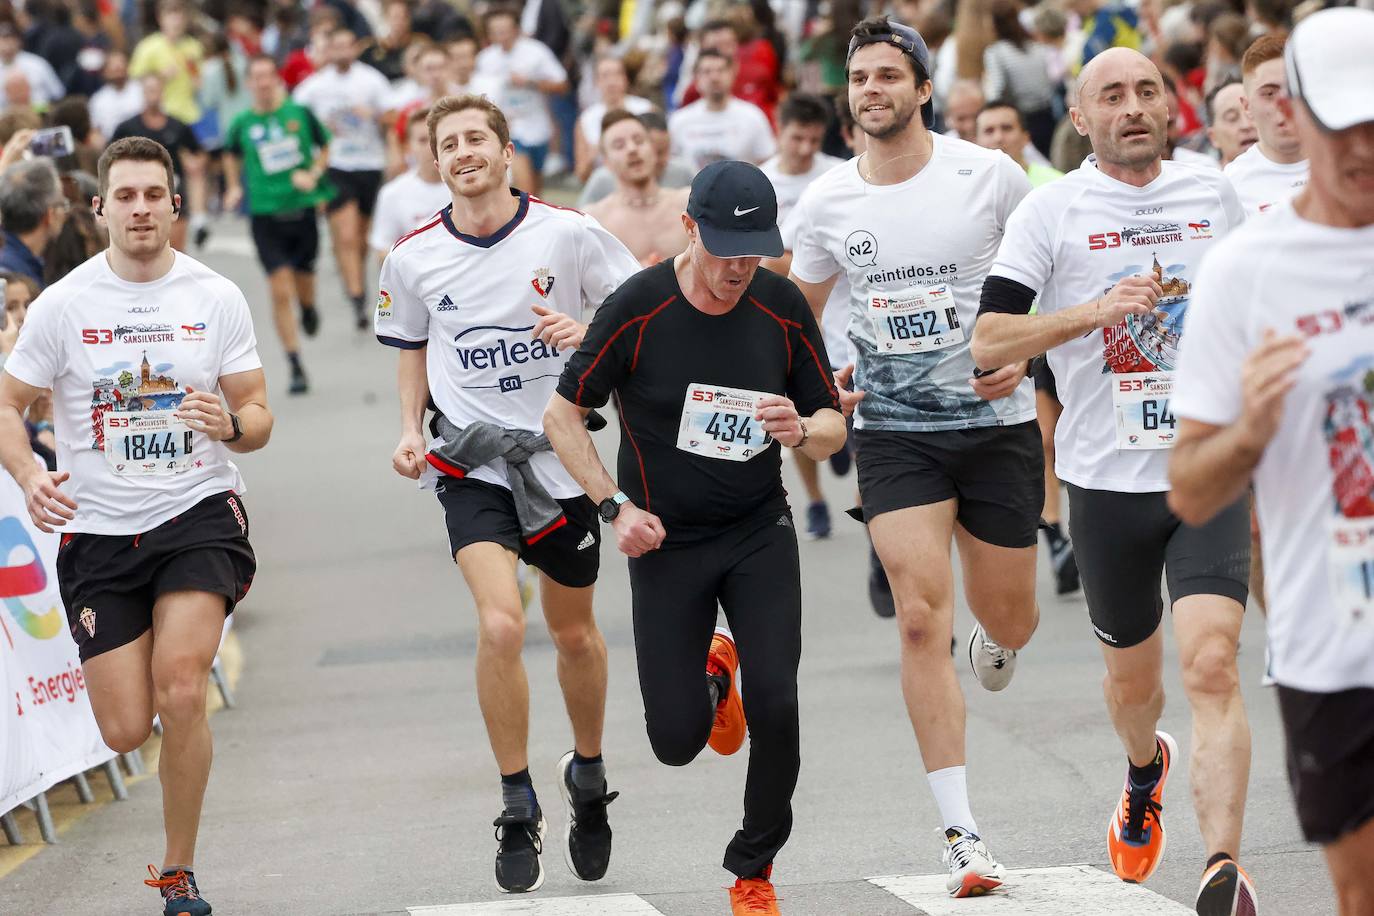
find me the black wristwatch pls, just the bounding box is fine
[226,412,243,443]
[598,491,629,522]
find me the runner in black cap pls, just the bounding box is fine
[544,159,845,916]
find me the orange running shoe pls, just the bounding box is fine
[707,625,747,755]
[729,865,781,915]
[1108,731,1178,883]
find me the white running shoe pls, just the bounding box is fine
[942,827,1005,897]
[968,623,1017,691]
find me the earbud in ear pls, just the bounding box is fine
[94,202,102,216]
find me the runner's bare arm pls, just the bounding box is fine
[788,272,838,325]
[1168,331,1308,525]
[215,368,273,453]
[971,275,1163,368]
[392,346,429,479]
[543,393,617,504]
[0,372,76,530]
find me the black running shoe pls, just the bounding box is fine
[1041,522,1081,595]
[144,866,212,915]
[556,751,618,881]
[828,443,852,476]
[868,547,895,618]
[493,808,545,893]
[193,225,211,250]
[353,299,369,330]
[300,305,320,337]
[289,364,309,395]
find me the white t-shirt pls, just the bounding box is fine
[475,38,567,147]
[453,73,502,102]
[668,98,776,172]
[368,170,451,252]
[4,252,262,535]
[790,134,1034,431]
[375,192,640,496]
[782,202,852,371]
[1172,203,1374,691]
[293,63,392,171]
[577,96,656,149]
[761,152,846,228]
[1170,145,1220,170]
[988,157,1245,491]
[0,52,65,106]
[1223,144,1309,216]
[90,80,145,138]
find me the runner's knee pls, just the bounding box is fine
[98,716,153,754]
[895,598,951,653]
[645,714,710,767]
[1180,635,1241,698]
[547,617,598,658]
[154,659,211,725]
[1103,668,1163,710]
[477,607,525,657]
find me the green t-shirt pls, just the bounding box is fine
[1026,161,1065,188]
[224,100,336,215]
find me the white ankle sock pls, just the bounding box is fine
[927,765,978,835]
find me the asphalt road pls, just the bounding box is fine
[2,217,1333,916]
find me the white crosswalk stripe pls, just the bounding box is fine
[407,893,666,915]
[869,864,1194,913]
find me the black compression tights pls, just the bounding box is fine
[628,512,803,879]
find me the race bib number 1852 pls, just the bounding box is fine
[868,286,963,354]
[676,383,774,462]
[103,409,196,476]
[1112,372,1177,450]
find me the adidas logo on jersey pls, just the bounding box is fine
[436,293,458,312]
[576,532,595,551]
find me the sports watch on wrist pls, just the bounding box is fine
[796,417,809,448]
[226,412,244,443]
[598,491,630,522]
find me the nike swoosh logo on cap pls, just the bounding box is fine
[733,206,760,216]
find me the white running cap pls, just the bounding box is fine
[1285,7,1374,132]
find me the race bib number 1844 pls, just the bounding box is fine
[103,410,196,476]
[676,383,774,462]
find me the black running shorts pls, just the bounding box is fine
[1067,485,1250,649]
[250,209,319,274]
[324,168,383,217]
[854,422,1043,548]
[56,491,256,662]
[1031,356,1058,401]
[435,476,600,588]
[1277,684,1374,844]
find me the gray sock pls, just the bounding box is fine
[500,770,537,820]
[569,753,606,794]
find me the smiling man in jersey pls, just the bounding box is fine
[787,18,1039,896]
[0,137,272,916]
[971,48,1258,914]
[375,94,639,894]
[1169,10,1374,914]
[544,161,844,916]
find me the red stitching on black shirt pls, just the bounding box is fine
[613,390,651,512]
[575,295,676,404]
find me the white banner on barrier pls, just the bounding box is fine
[0,459,115,816]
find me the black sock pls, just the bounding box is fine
[300,301,316,312]
[1128,739,1165,787]
[500,768,538,819]
[351,293,365,310]
[287,351,302,371]
[569,752,605,794]
[707,671,728,708]
[1206,851,1234,869]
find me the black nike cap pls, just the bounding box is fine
[686,160,784,259]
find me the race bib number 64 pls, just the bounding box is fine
[1112,372,1177,450]
[676,383,775,462]
[103,409,196,476]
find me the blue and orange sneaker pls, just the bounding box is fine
[144,865,211,915]
[1107,731,1178,883]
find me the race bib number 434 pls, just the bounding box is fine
[103,410,196,476]
[869,286,963,354]
[676,383,774,462]
[1112,372,1177,450]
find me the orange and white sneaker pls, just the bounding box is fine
[1195,857,1259,916]
[942,827,1005,897]
[707,625,746,756]
[729,865,781,915]
[1108,730,1179,883]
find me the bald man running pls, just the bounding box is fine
[971,48,1259,916]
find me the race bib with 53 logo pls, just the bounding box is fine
[676,383,775,462]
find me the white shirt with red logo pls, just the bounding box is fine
[1174,203,1374,691]
[988,157,1245,492]
[1222,144,1308,216]
[375,191,639,497]
[4,251,262,534]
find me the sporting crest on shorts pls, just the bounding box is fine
[79,606,96,637]
[531,268,555,298]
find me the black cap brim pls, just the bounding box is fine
[697,221,784,259]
